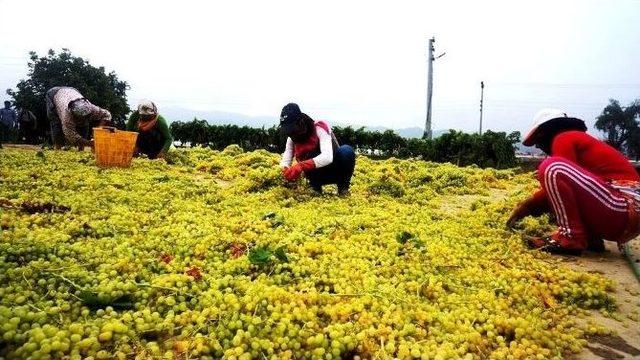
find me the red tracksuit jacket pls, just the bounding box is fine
[529,131,639,213]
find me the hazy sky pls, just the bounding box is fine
[1,0,639,134]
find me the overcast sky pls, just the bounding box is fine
[1,0,639,134]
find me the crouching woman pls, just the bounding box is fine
[126,100,173,159]
[507,109,640,255]
[279,103,356,195]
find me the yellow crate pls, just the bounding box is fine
[93,127,138,168]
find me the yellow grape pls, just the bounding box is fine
[0,147,618,359]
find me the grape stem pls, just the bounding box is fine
[47,272,83,289]
[22,272,33,288]
[133,281,193,296]
[43,272,96,302]
[39,263,90,272]
[326,293,385,300]
[373,338,390,360]
[28,304,43,312]
[68,292,83,301]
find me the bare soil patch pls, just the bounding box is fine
[565,241,640,359]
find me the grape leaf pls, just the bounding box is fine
[230,243,248,258]
[274,246,289,263]
[396,231,414,244]
[186,266,203,280]
[248,247,272,265]
[78,290,134,310]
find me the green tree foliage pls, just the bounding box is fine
[626,126,640,161]
[428,130,520,168]
[170,118,283,152]
[6,49,130,131]
[170,119,520,168]
[595,99,640,159]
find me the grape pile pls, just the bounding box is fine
[0,147,616,359]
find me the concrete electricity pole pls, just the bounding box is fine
[479,81,484,135]
[424,37,445,140]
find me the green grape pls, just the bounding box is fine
[0,148,627,360]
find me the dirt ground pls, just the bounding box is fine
[565,241,640,360]
[2,143,42,150]
[439,190,640,359]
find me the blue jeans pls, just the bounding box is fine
[305,145,356,192]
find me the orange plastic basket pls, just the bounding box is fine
[93,127,138,168]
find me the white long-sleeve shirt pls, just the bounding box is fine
[53,88,112,146]
[280,125,335,169]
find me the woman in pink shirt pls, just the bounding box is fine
[279,103,356,195]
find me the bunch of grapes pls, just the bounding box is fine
[0,147,621,359]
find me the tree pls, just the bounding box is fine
[6,49,130,134]
[480,130,521,168]
[595,99,640,157]
[626,126,640,161]
[168,119,519,168]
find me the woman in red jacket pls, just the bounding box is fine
[279,103,356,195]
[507,109,640,255]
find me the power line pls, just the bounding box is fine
[490,82,640,88]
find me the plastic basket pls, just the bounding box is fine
[93,127,138,168]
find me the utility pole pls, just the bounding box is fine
[479,81,484,135]
[425,37,435,139]
[424,37,445,139]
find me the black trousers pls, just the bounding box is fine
[305,145,356,191]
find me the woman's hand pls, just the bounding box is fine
[506,201,532,229]
[283,160,315,182]
[283,165,303,182]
